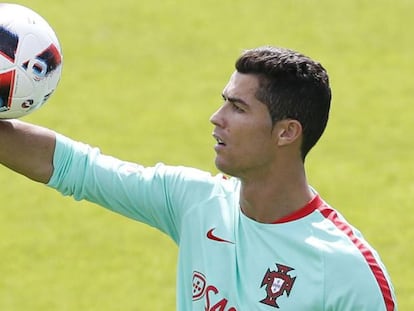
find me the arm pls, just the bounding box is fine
[0,120,56,184]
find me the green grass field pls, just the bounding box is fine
[0,0,412,309]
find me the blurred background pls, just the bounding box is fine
[0,0,412,309]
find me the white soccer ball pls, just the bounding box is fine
[0,3,63,119]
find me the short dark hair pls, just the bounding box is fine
[235,46,331,160]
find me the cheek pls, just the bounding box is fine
[243,119,274,143]
[228,110,275,152]
[237,126,275,157]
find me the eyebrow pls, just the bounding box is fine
[222,93,248,106]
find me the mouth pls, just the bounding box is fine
[213,133,226,146]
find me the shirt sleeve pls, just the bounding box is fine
[47,133,219,244]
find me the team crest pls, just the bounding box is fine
[192,271,207,300]
[260,263,296,308]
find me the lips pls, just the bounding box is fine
[212,132,226,146]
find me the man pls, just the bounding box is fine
[0,46,397,310]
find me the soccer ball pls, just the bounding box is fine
[0,3,63,119]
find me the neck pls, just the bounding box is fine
[239,162,313,224]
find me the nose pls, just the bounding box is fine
[209,105,225,127]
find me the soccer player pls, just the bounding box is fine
[0,46,397,310]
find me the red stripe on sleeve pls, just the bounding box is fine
[318,205,395,311]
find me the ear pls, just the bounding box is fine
[274,119,303,147]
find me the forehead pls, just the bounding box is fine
[223,71,260,99]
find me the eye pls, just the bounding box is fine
[221,94,246,112]
[231,102,245,113]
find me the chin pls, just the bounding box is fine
[215,159,238,177]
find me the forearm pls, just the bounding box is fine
[0,120,56,183]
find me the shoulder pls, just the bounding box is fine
[309,200,396,310]
[310,200,388,281]
[150,164,233,185]
[153,164,238,186]
[145,164,240,200]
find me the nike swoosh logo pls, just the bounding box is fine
[206,228,234,244]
